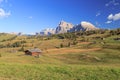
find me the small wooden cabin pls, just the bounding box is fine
[24,48,42,56]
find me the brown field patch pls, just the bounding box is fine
[45,48,101,54]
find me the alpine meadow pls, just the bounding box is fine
[0,0,120,80]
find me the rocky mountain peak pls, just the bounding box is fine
[69,21,98,32]
[39,21,99,36]
[81,21,96,29]
[40,28,55,36]
[56,21,74,33]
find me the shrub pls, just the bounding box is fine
[60,43,63,48]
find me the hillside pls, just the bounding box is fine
[0,28,120,80]
[0,29,120,64]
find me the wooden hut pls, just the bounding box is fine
[24,48,42,56]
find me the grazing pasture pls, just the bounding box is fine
[0,29,120,80]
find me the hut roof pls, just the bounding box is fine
[28,48,42,53]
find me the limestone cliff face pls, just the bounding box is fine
[69,21,98,32]
[40,28,55,36]
[55,21,74,34]
[39,21,98,35]
[10,21,98,36]
[80,21,98,31]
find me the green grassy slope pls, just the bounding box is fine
[0,29,119,80]
[0,63,119,80]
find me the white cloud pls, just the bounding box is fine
[105,21,112,24]
[108,14,113,20]
[0,8,10,18]
[105,0,119,7]
[96,12,101,17]
[107,13,120,21]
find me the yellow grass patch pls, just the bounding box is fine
[45,48,101,54]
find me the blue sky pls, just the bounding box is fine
[0,0,120,33]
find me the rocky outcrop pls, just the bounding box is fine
[80,21,98,31]
[40,28,55,35]
[69,21,98,32]
[55,21,74,34]
[39,21,98,36]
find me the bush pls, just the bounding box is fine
[11,42,21,47]
[60,43,63,48]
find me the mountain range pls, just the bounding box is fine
[39,21,98,35]
[5,21,98,36]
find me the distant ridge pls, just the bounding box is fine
[39,21,98,35]
[5,21,98,36]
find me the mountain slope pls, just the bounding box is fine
[40,21,98,35]
[55,21,74,34]
[69,21,98,32]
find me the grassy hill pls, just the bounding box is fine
[0,29,120,80]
